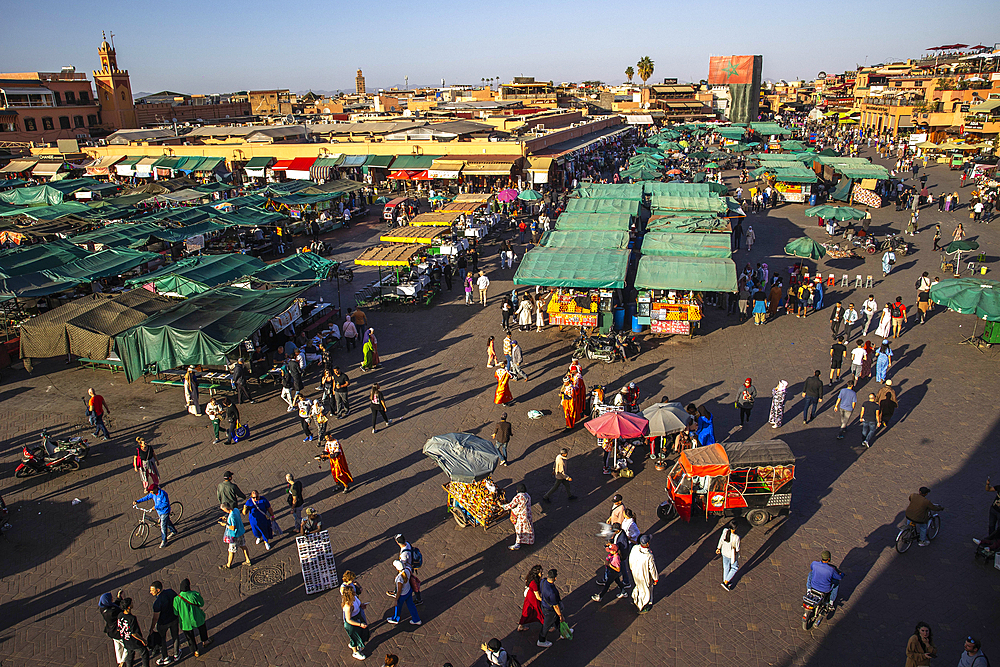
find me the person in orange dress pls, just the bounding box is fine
[321,435,354,493]
[494,367,512,405]
[560,378,576,429]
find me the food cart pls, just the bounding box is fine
[353,244,436,310]
[634,256,737,336]
[585,411,649,479]
[423,432,508,530]
[657,440,795,525]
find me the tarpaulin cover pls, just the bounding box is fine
[53,248,160,281]
[564,198,641,216]
[722,440,795,469]
[125,253,266,296]
[0,184,64,207]
[646,215,730,233]
[634,255,738,292]
[70,223,166,249]
[4,201,92,221]
[216,209,286,226]
[0,239,91,276]
[422,432,502,483]
[679,443,730,477]
[143,220,233,243]
[539,230,628,250]
[831,178,853,202]
[153,207,219,225]
[749,122,793,136]
[641,232,732,258]
[574,183,644,200]
[0,271,81,297]
[643,181,727,196]
[46,178,103,196]
[114,285,306,381]
[650,195,728,214]
[513,247,629,289]
[553,212,633,231]
[250,253,336,283]
[19,289,173,365]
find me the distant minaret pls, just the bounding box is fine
[356,69,366,95]
[93,32,137,129]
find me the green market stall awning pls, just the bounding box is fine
[513,247,629,289]
[539,230,629,250]
[635,256,737,292]
[216,209,286,226]
[114,284,307,381]
[250,253,337,283]
[574,183,644,200]
[389,155,442,170]
[749,122,793,136]
[646,215,731,233]
[0,184,64,207]
[553,212,633,231]
[641,232,732,258]
[644,181,727,196]
[4,201,93,221]
[0,271,82,298]
[716,127,747,140]
[70,222,166,249]
[142,220,233,244]
[772,168,818,184]
[124,253,266,297]
[0,239,91,276]
[53,248,161,282]
[563,198,641,216]
[650,195,728,214]
[363,155,395,168]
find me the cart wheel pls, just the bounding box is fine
[746,509,771,526]
[656,501,676,521]
[451,508,469,528]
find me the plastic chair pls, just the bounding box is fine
[827,274,835,286]
[854,275,863,288]
[865,275,874,288]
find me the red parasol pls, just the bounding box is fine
[585,411,650,439]
[941,43,969,50]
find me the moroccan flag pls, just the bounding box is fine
[709,56,754,85]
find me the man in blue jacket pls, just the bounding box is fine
[135,485,178,549]
[806,550,843,605]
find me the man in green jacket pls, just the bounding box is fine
[172,579,212,658]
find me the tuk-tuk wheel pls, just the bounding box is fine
[746,509,771,526]
[657,501,676,521]
[451,508,469,528]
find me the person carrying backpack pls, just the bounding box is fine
[394,533,423,605]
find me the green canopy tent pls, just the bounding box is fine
[635,256,738,292]
[249,253,338,283]
[0,201,91,220]
[0,271,82,298]
[124,253,266,297]
[930,277,1000,347]
[539,230,629,250]
[513,248,629,289]
[0,184,64,207]
[0,239,91,276]
[650,195,730,215]
[563,198,641,216]
[216,208,286,226]
[646,215,730,233]
[553,212,633,231]
[620,165,662,181]
[69,222,166,249]
[114,284,307,381]
[51,248,161,282]
[644,181,727,196]
[140,220,234,245]
[574,183,644,200]
[784,237,827,261]
[641,232,732,258]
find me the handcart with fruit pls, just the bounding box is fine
[423,432,508,530]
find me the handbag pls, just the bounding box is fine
[233,421,249,442]
[558,621,574,640]
[271,518,282,534]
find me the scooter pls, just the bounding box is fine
[801,588,835,630]
[15,443,80,477]
[614,331,640,361]
[41,430,90,460]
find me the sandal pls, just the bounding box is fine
[218,564,232,570]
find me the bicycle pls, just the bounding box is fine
[129,502,183,550]
[895,511,941,553]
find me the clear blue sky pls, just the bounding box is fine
[3,0,998,94]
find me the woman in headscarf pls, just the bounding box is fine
[860,340,874,379]
[499,483,534,551]
[133,437,159,491]
[98,591,126,666]
[242,490,275,550]
[322,435,354,493]
[516,295,534,331]
[362,328,379,367]
[572,370,587,426]
[361,335,377,372]
[875,340,893,383]
[494,365,513,406]
[183,366,200,415]
[745,225,755,252]
[559,376,575,429]
[768,380,788,428]
[535,293,547,331]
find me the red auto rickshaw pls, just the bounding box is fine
[657,440,795,526]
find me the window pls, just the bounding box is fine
[87,114,98,126]
[121,91,127,101]
[41,117,53,130]
[24,118,37,131]
[59,116,71,129]
[64,91,76,103]
[74,115,84,128]
[79,91,89,103]
[0,121,14,132]
[52,91,61,104]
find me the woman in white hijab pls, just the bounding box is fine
[768,379,788,428]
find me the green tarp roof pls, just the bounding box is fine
[272,192,342,206]
[643,181,727,196]
[650,195,728,214]
[641,232,732,258]
[216,208,286,226]
[363,155,395,168]
[389,155,442,170]
[772,169,818,184]
[539,230,629,250]
[250,253,337,283]
[553,212,633,231]
[221,194,269,208]
[749,122,793,136]
[152,156,185,169]
[144,220,233,243]
[255,181,314,196]
[124,253,266,296]
[0,184,64,207]
[70,222,166,249]
[563,198,641,216]
[646,215,730,233]
[573,183,644,200]
[114,284,307,381]
[243,156,274,169]
[635,256,737,292]
[0,239,91,276]
[0,271,82,298]
[1,201,92,221]
[154,207,219,225]
[716,127,747,140]
[513,247,629,289]
[46,178,103,195]
[832,165,891,179]
[194,182,234,194]
[53,248,160,282]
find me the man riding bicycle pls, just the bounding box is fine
[806,550,843,606]
[905,487,943,547]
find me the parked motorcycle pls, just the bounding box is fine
[614,331,640,361]
[15,442,80,477]
[574,328,616,364]
[41,430,90,460]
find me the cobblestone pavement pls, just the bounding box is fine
[1,148,999,667]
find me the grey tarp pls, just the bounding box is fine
[422,433,502,483]
[114,285,306,381]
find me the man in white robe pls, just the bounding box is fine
[629,534,658,613]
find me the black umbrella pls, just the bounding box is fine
[422,433,502,483]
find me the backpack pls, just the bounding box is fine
[891,303,903,318]
[403,545,423,569]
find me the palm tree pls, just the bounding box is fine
[637,57,655,85]
[625,66,634,83]
[481,77,485,88]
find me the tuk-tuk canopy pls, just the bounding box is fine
[679,440,794,477]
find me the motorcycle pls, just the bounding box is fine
[15,442,81,477]
[337,266,354,283]
[574,328,616,364]
[41,430,90,460]
[614,331,640,361]
[801,588,835,630]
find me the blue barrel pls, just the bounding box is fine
[613,307,625,331]
[632,316,643,333]
[809,194,817,206]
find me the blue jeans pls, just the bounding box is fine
[916,521,929,542]
[803,397,819,422]
[495,441,508,464]
[390,591,420,623]
[722,555,738,584]
[806,573,840,605]
[861,420,877,444]
[93,415,111,439]
[158,512,177,544]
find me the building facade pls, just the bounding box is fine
[0,69,103,143]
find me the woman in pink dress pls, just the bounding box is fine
[500,484,534,551]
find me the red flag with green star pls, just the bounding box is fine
[709,56,754,85]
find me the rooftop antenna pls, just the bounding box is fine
[110,31,116,49]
